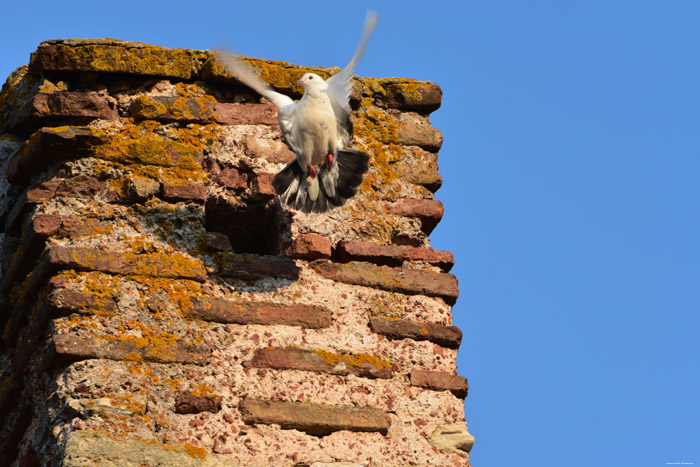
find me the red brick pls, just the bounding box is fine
[335,240,454,272]
[41,246,208,282]
[252,173,276,197]
[216,168,247,189]
[29,39,201,79]
[7,126,104,184]
[30,214,62,237]
[374,81,443,112]
[9,92,118,134]
[239,399,389,436]
[410,370,468,398]
[204,232,233,252]
[130,96,217,123]
[213,103,278,125]
[243,135,296,164]
[244,348,392,379]
[161,183,206,203]
[397,122,443,151]
[285,234,331,260]
[54,175,108,198]
[175,391,222,414]
[369,317,462,349]
[48,333,210,366]
[48,288,118,315]
[385,199,444,234]
[184,298,331,328]
[313,261,459,305]
[216,252,299,280]
[127,175,161,200]
[0,214,64,294]
[393,162,443,192]
[5,177,110,237]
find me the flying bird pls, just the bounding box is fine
[215,12,378,213]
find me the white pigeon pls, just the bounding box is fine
[215,12,378,213]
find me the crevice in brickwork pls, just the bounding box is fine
[205,196,287,255]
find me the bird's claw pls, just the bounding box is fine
[308,164,317,178]
[327,153,334,167]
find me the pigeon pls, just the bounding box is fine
[215,12,377,213]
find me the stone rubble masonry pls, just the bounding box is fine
[0,38,473,466]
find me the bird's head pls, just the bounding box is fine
[298,73,329,94]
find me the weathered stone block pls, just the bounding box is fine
[213,102,278,125]
[29,39,204,79]
[161,183,207,204]
[184,298,331,328]
[410,370,469,398]
[175,391,222,414]
[243,134,296,163]
[40,246,208,282]
[48,333,210,366]
[48,288,118,315]
[335,240,454,271]
[372,80,443,112]
[370,317,462,349]
[428,423,474,459]
[393,162,443,192]
[239,399,389,436]
[397,122,443,151]
[59,431,231,466]
[285,233,332,260]
[385,198,444,234]
[10,92,118,134]
[244,347,392,379]
[130,95,217,123]
[313,261,459,304]
[7,127,104,184]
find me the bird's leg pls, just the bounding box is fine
[307,164,317,178]
[326,153,334,167]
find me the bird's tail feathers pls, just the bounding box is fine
[272,149,370,213]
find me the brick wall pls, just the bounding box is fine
[0,38,473,466]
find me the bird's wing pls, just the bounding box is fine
[326,11,378,147]
[214,51,300,152]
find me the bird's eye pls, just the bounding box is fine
[308,75,313,79]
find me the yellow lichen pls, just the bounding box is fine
[313,348,391,369]
[183,443,207,459]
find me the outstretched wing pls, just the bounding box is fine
[214,51,299,152]
[326,11,379,147]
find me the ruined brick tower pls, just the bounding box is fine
[0,39,473,466]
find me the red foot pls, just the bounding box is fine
[327,153,334,167]
[308,164,317,178]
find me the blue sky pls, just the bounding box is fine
[2,1,699,465]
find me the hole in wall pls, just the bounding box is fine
[205,196,287,256]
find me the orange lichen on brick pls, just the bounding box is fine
[92,123,203,168]
[30,41,206,79]
[183,442,207,459]
[354,100,403,197]
[312,348,391,370]
[0,65,41,128]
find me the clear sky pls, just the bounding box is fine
[2,1,699,465]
